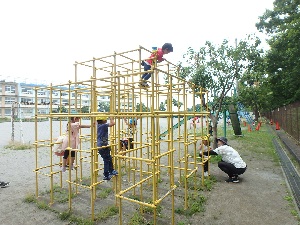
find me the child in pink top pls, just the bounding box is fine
[140,43,173,87]
[61,117,91,172]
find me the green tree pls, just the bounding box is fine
[98,101,110,112]
[81,106,90,113]
[159,101,166,111]
[172,98,183,110]
[236,36,273,121]
[256,0,300,106]
[180,37,261,147]
[54,106,68,113]
[136,102,150,112]
[238,71,273,121]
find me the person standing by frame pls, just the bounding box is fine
[97,116,118,180]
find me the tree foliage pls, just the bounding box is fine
[236,36,274,120]
[180,36,263,146]
[54,106,68,113]
[98,101,110,112]
[136,102,150,112]
[256,0,300,106]
[172,98,183,110]
[81,106,90,113]
[159,101,166,111]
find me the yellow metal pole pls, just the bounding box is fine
[34,87,39,198]
[49,83,54,204]
[90,59,96,221]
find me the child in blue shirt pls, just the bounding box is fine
[97,116,118,180]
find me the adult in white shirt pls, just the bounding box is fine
[201,137,247,183]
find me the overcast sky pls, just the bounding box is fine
[0,0,274,84]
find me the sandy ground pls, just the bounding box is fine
[0,120,299,225]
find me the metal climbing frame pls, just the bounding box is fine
[33,46,210,224]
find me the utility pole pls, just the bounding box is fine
[11,102,18,142]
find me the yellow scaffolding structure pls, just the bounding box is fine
[33,46,210,225]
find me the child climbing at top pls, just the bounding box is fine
[140,43,173,87]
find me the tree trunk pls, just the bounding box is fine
[254,106,259,122]
[210,114,218,149]
[229,104,242,136]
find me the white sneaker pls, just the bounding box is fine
[204,172,209,177]
[61,166,66,172]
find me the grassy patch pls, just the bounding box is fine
[4,141,33,150]
[284,194,300,220]
[128,195,141,201]
[179,175,216,192]
[140,200,162,215]
[202,175,217,191]
[128,212,149,225]
[225,125,278,162]
[23,194,37,203]
[97,187,113,199]
[69,216,94,225]
[58,210,72,221]
[0,117,10,123]
[95,205,118,221]
[37,200,51,210]
[44,185,76,203]
[24,194,50,210]
[175,194,206,216]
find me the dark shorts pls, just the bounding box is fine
[120,138,134,149]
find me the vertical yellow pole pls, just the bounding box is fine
[183,82,189,210]
[91,59,97,221]
[67,81,73,210]
[34,87,39,198]
[151,47,158,225]
[59,88,63,187]
[49,84,54,204]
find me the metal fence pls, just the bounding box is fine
[264,101,300,144]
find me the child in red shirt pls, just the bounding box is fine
[140,43,173,87]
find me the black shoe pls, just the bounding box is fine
[0,181,10,188]
[110,170,118,176]
[226,176,239,183]
[138,82,149,88]
[103,175,113,181]
[141,61,145,66]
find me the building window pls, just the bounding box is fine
[5,109,11,116]
[5,97,16,104]
[37,91,46,96]
[5,85,16,94]
[37,109,47,114]
[23,109,33,114]
[21,98,33,104]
